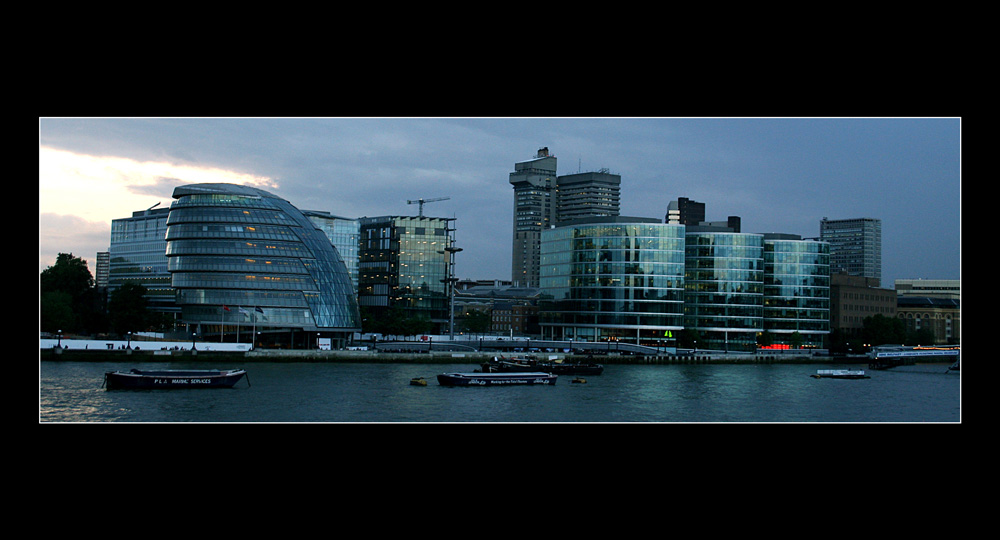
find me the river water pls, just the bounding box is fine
[38,360,961,423]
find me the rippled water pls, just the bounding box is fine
[39,361,961,423]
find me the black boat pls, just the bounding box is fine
[481,356,603,376]
[103,368,248,390]
[437,372,558,386]
[542,361,604,376]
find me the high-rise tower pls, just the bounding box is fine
[510,148,558,287]
[819,217,882,284]
[509,148,623,287]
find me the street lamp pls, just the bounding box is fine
[440,243,462,338]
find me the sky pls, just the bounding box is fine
[38,117,961,289]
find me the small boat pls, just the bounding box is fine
[811,369,870,379]
[542,361,604,376]
[410,377,428,386]
[480,356,538,373]
[481,356,604,375]
[571,377,587,384]
[437,372,558,386]
[103,368,248,390]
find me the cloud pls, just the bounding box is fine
[38,213,109,273]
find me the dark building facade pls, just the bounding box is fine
[165,183,360,348]
[357,215,456,332]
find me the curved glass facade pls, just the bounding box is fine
[763,237,830,347]
[165,184,360,342]
[539,219,686,344]
[684,232,764,351]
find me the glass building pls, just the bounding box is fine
[684,232,764,352]
[358,215,455,330]
[165,183,361,347]
[539,217,686,345]
[108,206,177,317]
[304,211,359,293]
[762,234,830,348]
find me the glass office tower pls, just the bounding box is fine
[108,206,177,317]
[762,234,830,348]
[165,183,360,347]
[684,232,764,352]
[304,211,360,293]
[539,217,686,345]
[357,215,455,330]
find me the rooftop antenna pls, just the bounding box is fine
[407,196,450,217]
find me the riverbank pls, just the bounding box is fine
[39,347,869,365]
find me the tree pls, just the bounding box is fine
[108,282,150,335]
[460,310,491,336]
[39,253,98,333]
[861,314,906,346]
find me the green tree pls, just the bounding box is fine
[861,314,906,347]
[108,282,150,335]
[39,253,98,333]
[460,310,491,336]
[40,291,75,333]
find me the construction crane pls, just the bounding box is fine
[407,197,450,217]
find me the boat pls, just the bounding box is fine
[437,372,558,386]
[410,377,428,386]
[103,368,248,390]
[811,369,870,379]
[543,361,604,376]
[481,356,604,376]
[480,356,538,373]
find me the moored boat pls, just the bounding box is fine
[481,356,604,375]
[811,369,870,379]
[103,368,248,390]
[437,372,558,386]
[543,361,604,376]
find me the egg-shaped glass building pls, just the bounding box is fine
[165,183,361,348]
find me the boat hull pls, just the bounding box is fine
[544,363,604,376]
[481,358,603,376]
[104,369,247,390]
[811,370,869,379]
[437,372,558,386]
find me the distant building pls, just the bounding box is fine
[509,148,622,288]
[665,197,705,226]
[829,274,896,338]
[896,296,960,344]
[454,281,539,335]
[555,170,621,223]
[895,279,960,300]
[510,148,558,288]
[95,251,109,289]
[109,205,176,317]
[667,197,740,232]
[820,217,882,284]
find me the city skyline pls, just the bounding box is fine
[38,117,961,288]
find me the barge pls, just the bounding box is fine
[103,368,248,390]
